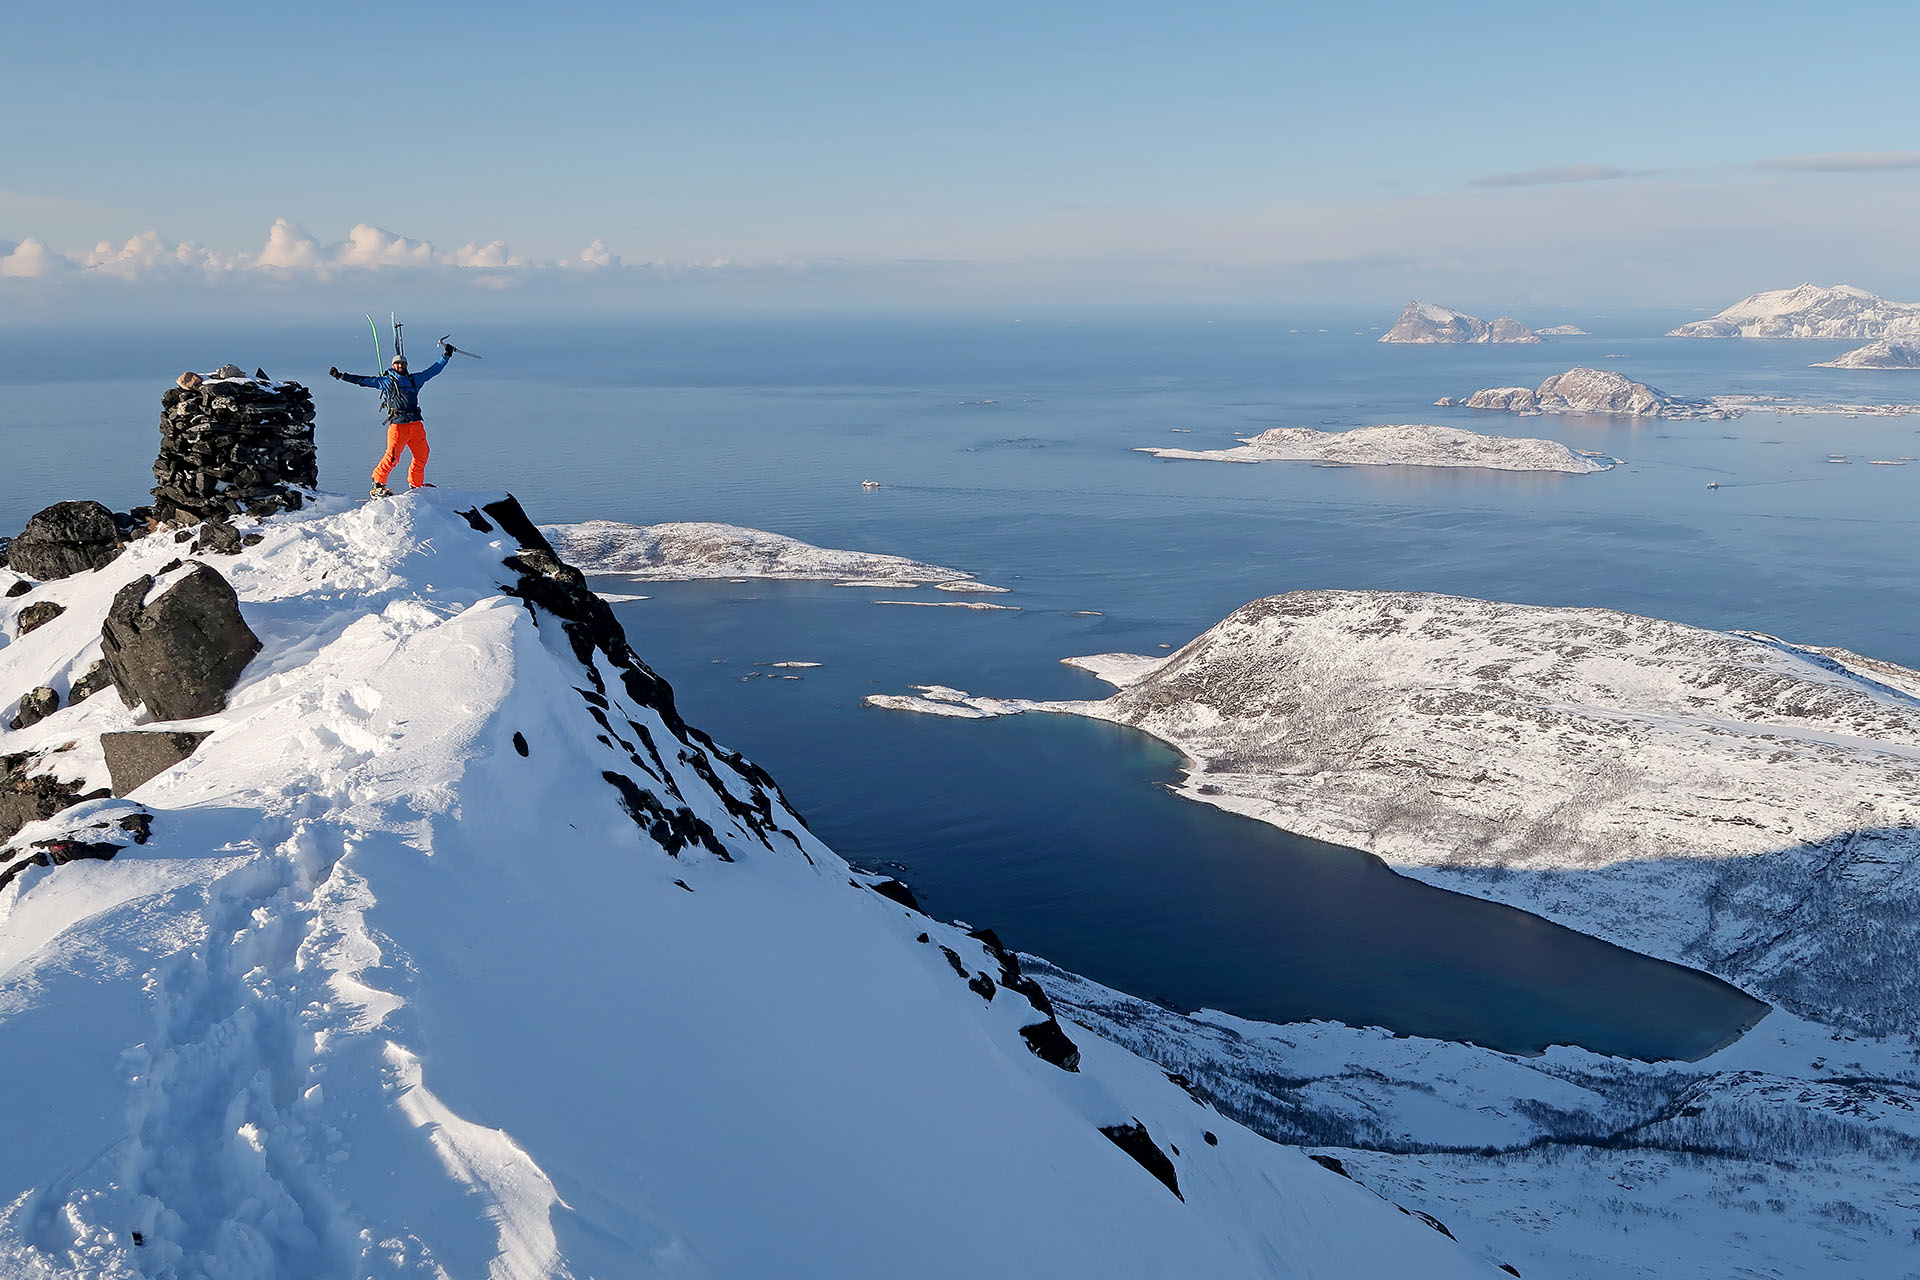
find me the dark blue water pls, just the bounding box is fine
[7,311,1905,1056]
[614,580,1766,1060]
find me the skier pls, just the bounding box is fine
[330,341,456,497]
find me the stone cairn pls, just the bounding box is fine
[150,365,317,525]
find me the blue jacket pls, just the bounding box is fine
[339,354,450,423]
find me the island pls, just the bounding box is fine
[1811,337,1920,369]
[1378,302,1539,344]
[541,519,1002,589]
[1134,423,1613,473]
[1455,366,1731,418]
[1668,283,1920,339]
[1532,323,1589,336]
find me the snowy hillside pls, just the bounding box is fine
[1379,302,1537,344]
[1136,424,1613,473]
[1668,283,1920,339]
[541,519,1001,589]
[869,591,1920,1037]
[1812,338,1920,369]
[0,494,1493,1279]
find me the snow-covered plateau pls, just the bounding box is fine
[1135,424,1614,473]
[1379,302,1539,344]
[1812,338,1920,369]
[0,494,1501,1279]
[1456,367,1733,418]
[1668,283,1920,340]
[542,519,1001,590]
[868,589,1920,1278]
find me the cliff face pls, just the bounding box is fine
[0,493,1491,1279]
[1379,302,1539,344]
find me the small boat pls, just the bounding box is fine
[861,480,881,489]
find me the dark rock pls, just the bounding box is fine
[600,770,731,860]
[15,601,65,635]
[1098,1122,1182,1200]
[117,812,153,844]
[151,378,316,524]
[192,519,243,555]
[673,878,693,892]
[939,945,970,978]
[1017,1020,1081,1072]
[69,660,114,702]
[968,973,996,1001]
[1202,1131,1218,1146]
[916,932,930,943]
[100,564,262,720]
[240,533,264,548]
[0,752,108,843]
[1500,1266,1521,1277]
[512,731,529,756]
[1405,1209,1456,1241]
[1308,1153,1351,1178]
[457,507,494,533]
[867,877,920,911]
[4,581,28,599]
[32,838,120,866]
[100,730,212,795]
[10,687,58,731]
[7,501,122,580]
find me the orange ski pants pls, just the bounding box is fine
[373,420,430,488]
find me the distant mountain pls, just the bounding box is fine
[1379,302,1538,344]
[1533,323,1589,336]
[1669,284,1920,339]
[1811,338,1920,369]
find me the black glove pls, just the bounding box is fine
[329,366,342,379]
[441,342,455,359]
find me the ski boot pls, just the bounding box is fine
[369,482,393,499]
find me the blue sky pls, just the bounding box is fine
[5,0,1920,313]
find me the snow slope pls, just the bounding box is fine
[0,494,1491,1279]
[541,519,998,589]
[1812,338,1920,369]
[1136,424,1612,473]
[867,590,1920,1037]
[1668,284,1920,339]
[1459,367,1731,418]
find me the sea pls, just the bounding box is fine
[6,309,1915,1058]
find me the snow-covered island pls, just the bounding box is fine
[1811,337,1920,369]
[869,589,1920,1280]
[0,494,1492,1279]
[1532,323,1589,336]
[1135,424,1614,473]
[1378,301,1538,344]
[542,519,1002,590]
[1669,283,1920,339]
[1454,366,1732,418]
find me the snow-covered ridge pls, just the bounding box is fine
[1379,301,1538,344]
[0,495,1488,1278]
[869,590,1920,1038]
[541,519,1001,590]
[1669,283,1920,339]
[1136,424,1613,473]
[1811,337,1920,369]
[1531,324,1589,336]
[1452,366,1732,418]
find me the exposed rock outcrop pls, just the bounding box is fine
[6,501,123,581]
[100,730,213,796]
[9,687,58,731]
[100,563,262,720]
[0,753,107,844]
[15,601,65,636]
[151,373,316,525]
[1380,302,1538,344]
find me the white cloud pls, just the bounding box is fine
[255,217,328,271]
[1757,151,1920,173]
[576,238,619,269]
[337,223,435,268]
[0,237,68,278]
